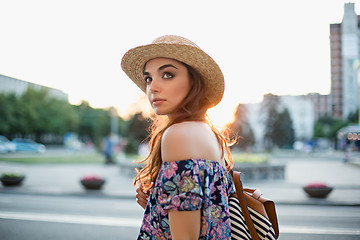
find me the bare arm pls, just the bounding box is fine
[162,122,222,238]
[168,210,201,240]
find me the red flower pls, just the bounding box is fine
[81,175,103,181]
[305,182,328,188]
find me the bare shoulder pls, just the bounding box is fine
[162,122,207,146]
[163,121,208,138]
[161,121,221,162]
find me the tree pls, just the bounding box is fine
[225,104,255,150]
[73,101,112,146]
[0,88,132,146]
[46,98,79,134]
[124,112,151,153]
[261,94,280,150]
[313,116,347,141]
[347,109,359,123]
[261,94,296,149]
[273,108,295,148]
[20,88,79,136]
[0,88,79,142]
[0,93,18,134]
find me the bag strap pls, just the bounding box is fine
[231,170,260,240]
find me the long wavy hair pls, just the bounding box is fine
[134,61,233,191]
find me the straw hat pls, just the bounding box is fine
[121,35,224,107]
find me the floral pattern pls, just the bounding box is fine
[137,159,234,240]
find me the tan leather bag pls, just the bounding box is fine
[230,170,279,240]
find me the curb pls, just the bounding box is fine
[1,189,359,207]
[273,200,360,207]
[348,159,360,168]
[0,189,135,200]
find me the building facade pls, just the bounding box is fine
[303,93,332,121]
[237,3,359,149]
[278,95,315,140]
[330,3,360,119]
[0,74,68,101]
[245,95,315,148]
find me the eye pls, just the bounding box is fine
[163,72,173,79]
[144,76,152,84]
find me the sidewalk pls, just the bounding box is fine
[0,154,360,206]
[0,161,135,199]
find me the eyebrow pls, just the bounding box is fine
[144,64,178,76]
[159,64,178,71]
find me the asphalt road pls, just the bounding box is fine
[0,193,142,240]
[0,193,359,240]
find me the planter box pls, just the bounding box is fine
[80,179,105,190]
[1,176,25,186]
[232,163,285,181]
[303,187,333,198]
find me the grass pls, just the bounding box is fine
[0,152,269,164]
[122,152,270,165]
[231,152,269,164]
[0,152,104,164]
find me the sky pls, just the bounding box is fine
[0,0,359,126]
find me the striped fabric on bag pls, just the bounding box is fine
[229,196,276,240]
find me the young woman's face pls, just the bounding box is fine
[144,58,192,116]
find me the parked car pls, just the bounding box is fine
[12,138,46,153]
[0,142,8,153]
[0,135,16,153]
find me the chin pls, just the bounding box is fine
[153,108,174,116]
[153,109,167,116]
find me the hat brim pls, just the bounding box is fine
[121,43,224,107]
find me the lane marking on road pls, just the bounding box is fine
[278,211,360,218]
[280,225,360,235]
[0,211,142,228]
[1,211,360,236]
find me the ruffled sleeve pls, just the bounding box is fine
[155,161,204,211]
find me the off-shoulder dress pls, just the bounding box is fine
[137,159,234,240]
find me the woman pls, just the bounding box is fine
[121,35,234,239]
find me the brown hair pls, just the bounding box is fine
[134,62,233,190]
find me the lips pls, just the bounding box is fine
[152,98,165,106]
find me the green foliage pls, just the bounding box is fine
[124,136,141,154]
[0,153,103,164]
[0,88,79,139]
[313,121,328,138]
[1,172,24,178]
[0,93,18,133]
[273,108,295,148]
[313,116,347,140]
[0,88,127,147]
[261,94,295,149]
[226,104,255,150]
[347,109,359,123]
[232,152,268,164]
[261,94,278,149]
[124,112,151,154]
[73,101,112,146]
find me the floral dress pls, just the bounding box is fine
[137,159,234,240]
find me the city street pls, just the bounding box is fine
[1,148,359,239]
[0,193,142,240]
[1,1,360,239]
[0,193,359,240]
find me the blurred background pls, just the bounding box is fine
[0,1,359,240]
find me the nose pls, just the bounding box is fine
[148,77,160,93]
